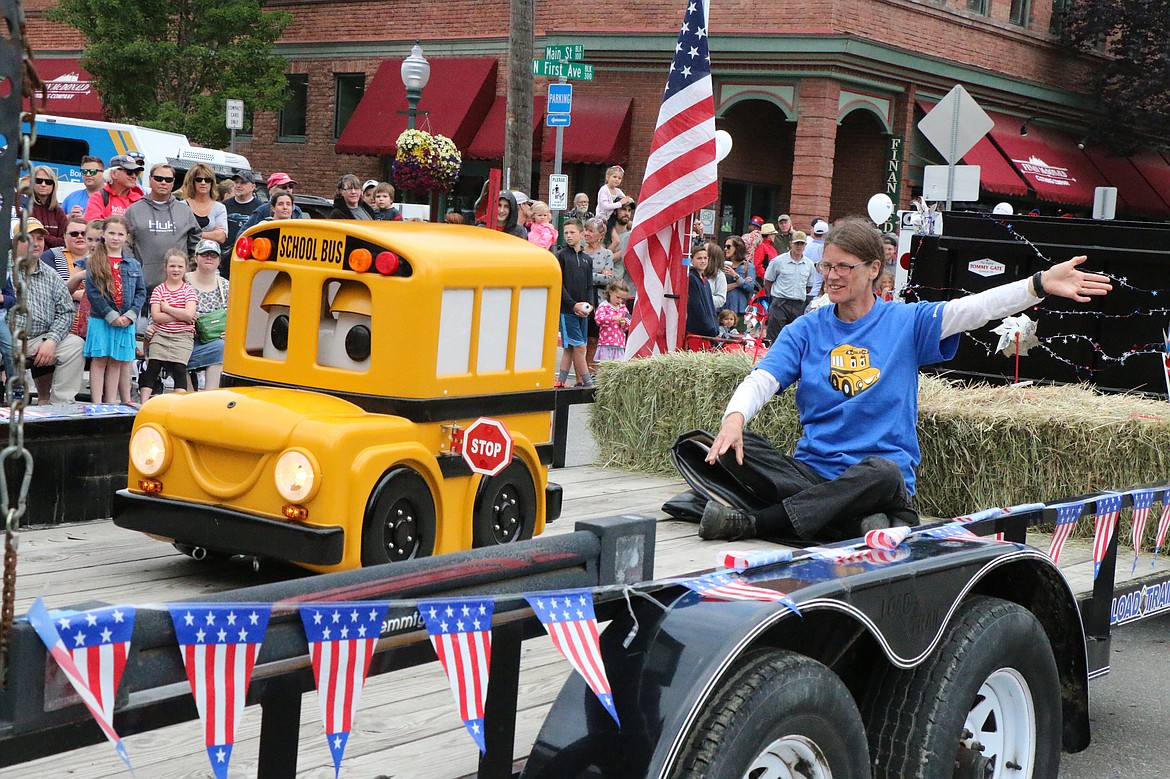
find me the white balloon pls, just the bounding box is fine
[714,130,733,163]
[992,202,1013,215]
[867,193,894,225]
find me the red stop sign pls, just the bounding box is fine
[461,417,514,476]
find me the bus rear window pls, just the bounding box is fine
[31,135,89,166]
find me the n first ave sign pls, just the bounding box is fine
[530,60,594,81]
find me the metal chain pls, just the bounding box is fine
[0,8,42,686]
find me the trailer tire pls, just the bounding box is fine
[864,595,1061,779]
[361,467,436,566]
[471,460,537,547]
[669,648,870,779]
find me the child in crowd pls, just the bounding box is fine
[717,308,740,339]
[526,200,558,250]
[372,182,401,221]
[593,279,630,363]
[84,215,145,404]
[877,271,895,301]
[595,165,635,223]
[139,249,197,404]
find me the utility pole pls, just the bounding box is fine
[504,0,534,193]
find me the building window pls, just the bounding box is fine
[967,0,989,14]
[278,74,309,142]
[334,73,365,139]
[1049,0,1066,33]
[1009,0,1030,25]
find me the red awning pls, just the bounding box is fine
[1081,146,1169,215]
[539,96,633,165]
[465,95,546,160]
[1126,149,1170,213]
[335,58,497,155]
[986,111,1109,206]
[961,137,1029,197]
[27,58,104,121]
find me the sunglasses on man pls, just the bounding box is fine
[152,175,175,183]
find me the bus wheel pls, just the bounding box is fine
[864,595,1061,779]
[668,649,870,778]
[842,378,855,398]
[830,373,841,391]
[361,467,436,566]
[472,460,538,547]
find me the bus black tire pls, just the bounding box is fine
[360,467,436,566]
[471,460,538,547]
[864,595,1061,779]
[669,648,870,779]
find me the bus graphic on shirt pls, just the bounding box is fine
[828,344,881,398]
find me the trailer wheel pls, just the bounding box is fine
[669,649,870,779]
[360,467,436,566]
[865,595,1061,779]
[472,460,537,547]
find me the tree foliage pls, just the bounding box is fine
[47,0,292,148]
[1061,0,1170,154]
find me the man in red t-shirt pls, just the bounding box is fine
[753,222,779,280]
[83,154,145,221]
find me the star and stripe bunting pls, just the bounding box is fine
[300,603,388,776]
[864,526,911,550]
[25,598,135,773]
[1129,489,1156,572]
[1092,494,1123,579]
[169,604,272,779]
[525,590,619,725]
[417,598,494,752]
[719,548,798,571]
[919,522,982,542]
[624,0,718,357]
[680,572,801,616]
[1154,489,1170,556]
[1047,502,1082,564]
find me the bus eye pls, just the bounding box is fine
[270,314,289,351]
[345,324,371,362]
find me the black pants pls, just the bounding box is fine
[765,297,805,344]
[139,359,188,392]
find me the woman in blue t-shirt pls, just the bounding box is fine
[698,218,1113,543]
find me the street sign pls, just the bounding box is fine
[546,114,571,127]
[544,44,584,62]
[225,99,244,131]
[461,417,513,476]
[549,174,569,210]
[547,83,572,114]
[531,59,594,81]
[918,85,993,164]
[923,165,981,201]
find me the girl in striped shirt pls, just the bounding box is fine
[139,249,197,404]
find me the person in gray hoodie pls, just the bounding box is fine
[124,163,200,289]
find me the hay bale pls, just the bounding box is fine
[590,353,1170,539]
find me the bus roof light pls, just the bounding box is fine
[375,251,400,276]
[235,236,253,260]
[349,248,372,273]
[252,237,273,261]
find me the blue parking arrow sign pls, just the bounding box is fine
[547,83,572,114]
[547,113,571,127]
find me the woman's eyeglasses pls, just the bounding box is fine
[723,244,734,249]
[152,175,175,183]
[34,178,53,185]
[192,176,213,184]
[66,230,86,238]
[815,260,868,275]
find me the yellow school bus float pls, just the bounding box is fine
[113,220,564,573]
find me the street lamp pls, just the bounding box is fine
[401,43,431,131]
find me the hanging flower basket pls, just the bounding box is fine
[391,129,461,194]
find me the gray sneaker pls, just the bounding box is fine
[858,513,891,534]
[699,502,757,541]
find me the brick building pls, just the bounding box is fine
[24,0,1170,232]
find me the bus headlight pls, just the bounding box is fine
[130,425,171,477]
[274,449,320,503]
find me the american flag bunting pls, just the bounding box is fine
[1154,489,1170,556]
[300,603,389,776]
[624,0,718,357]
[526,590,619,725]
[1047,502,1082,565]
[169,604,272,779]
[418,598,494,752]
[26,598,135,774]
[864,526,911,550]
[919,522,982,542]
[719,548,797,571]
[1129,489,1156,572]
[681,572,800,616]
[1092,494,1123,579]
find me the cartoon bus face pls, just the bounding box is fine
[116,222,564,574]
[828,343,881,398]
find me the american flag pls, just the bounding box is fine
[1154,489,1170,556]
[1092,494,1123,579]
[681,572,800,615]
[526,590,619,725]
[170,604,272,779]
[919,522,982,542]
[300,603,388,776]
[719,548,797,571]
[26,598,134,773]
[624,0,718,357]
[864,526,911,550]
[1129,489,1156,571]
[418,598,494,752]
[1047,502,1082,565]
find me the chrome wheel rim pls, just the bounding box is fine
[744,734,832,779]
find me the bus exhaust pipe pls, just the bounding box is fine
[191,547,207,561]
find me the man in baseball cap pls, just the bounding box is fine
[84,156,145,221]
[265,172,298,190]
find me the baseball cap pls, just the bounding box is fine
[362,179,379,191]
[266,172,297,189]
[10,217,47,237]
[109,154,144,172]
[749,215,764,228]
[195,239,222,256]
[232,170,257,184]
[812,222,829,235]
[777,214,791,222]
[511,191,530,206]
[790,230,808,244]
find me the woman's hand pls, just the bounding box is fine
[705,412,746,465]
[1040,256,1112,302]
